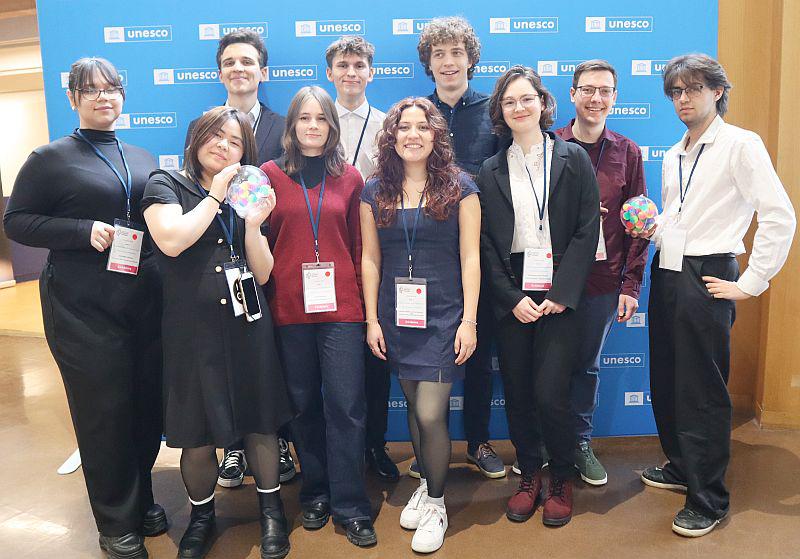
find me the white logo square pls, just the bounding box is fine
[490,18,511,33]
[393,19,413,35]
[198,24,220,40]
[295,21,316,37]
[104,26,125,43]
[586,17,606,32]
[631,60,652,76]
[153,68,174,85]
[537,60,557,76]
[116,114,130,129]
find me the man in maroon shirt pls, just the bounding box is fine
[555,60,649,485]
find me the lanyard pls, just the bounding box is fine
[299,172,326,263]
[678,144,705,213]
[193,182,238,261]
[75,129,133,222]
[351,105,372,166]
[523,133,549,232]
[400,191,425,279]
[591,138,606,177]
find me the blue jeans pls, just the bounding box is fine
[571,291,619,443]
[276,322,371,523]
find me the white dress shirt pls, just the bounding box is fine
[508,140,555,252]
[335,99,386,180]
[656,115,796,296]
[225,100,262,131]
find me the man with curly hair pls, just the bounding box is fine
[413,15,505,481]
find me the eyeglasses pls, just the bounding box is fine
[666,84,705,100]
[500,94,540,112]
[77,87,124,101]
[575,85,616,98]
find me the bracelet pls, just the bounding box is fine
[461,318,477,326]
[365,318,379,324]
[207,193,222,205]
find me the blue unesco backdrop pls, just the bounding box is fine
[37,0,717,440]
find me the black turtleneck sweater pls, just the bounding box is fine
[4,129,157,257]
[275,154,326,188]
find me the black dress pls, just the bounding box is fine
[141,170,293,448]
[360,175,479,382]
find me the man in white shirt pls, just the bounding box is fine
[325,36,397,481]
[637,53,795,538]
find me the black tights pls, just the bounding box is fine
[180,433,279,501]
[400,379,452,499]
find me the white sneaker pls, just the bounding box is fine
[411,503,447,553]
[400,484,428,529]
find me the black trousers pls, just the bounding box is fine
[649,252,737,520]
[364,346,391,449]
[463,293,495,448]
[40,253,163,536]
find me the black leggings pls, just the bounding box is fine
[400,379,452,499]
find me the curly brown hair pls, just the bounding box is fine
[417,16,481,80]
[373,97,461,227]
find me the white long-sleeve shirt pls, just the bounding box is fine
[656,115,796,296]
[335,99,385,181]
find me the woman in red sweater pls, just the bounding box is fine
[260,86,375,547]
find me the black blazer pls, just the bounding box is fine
[184,101,285,165]
[477,131,600,321]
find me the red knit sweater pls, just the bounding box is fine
[261,160,364,326]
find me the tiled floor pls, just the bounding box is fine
[1,281,799,558]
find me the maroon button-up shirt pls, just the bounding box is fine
[555,120,649,299]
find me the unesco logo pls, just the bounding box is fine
[153,68,219,85]
[624,391,652,406]
[392,18,431,35]
[61,70,127,88]
[608,103,651,119]
[116,112,177,130]
[158,154,184,170]
[372,63,414,79]
[198,22,268,41]
[490,17,559,34]
[626,312,647,328]
[264,65,317,82]
[295,20,365,37]
[640,145,671,162]
[631,59,669,76]
[537,60,585,77]
[490,397,506,409]
[387,397,408,410]
[449,396,464,411]
[586,16,654,33]
[601,353,646,368]
[474,61,511,78]
[104,25,172,43]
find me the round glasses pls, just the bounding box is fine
[500,94,541,112]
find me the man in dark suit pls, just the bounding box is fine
[183,29,292,489]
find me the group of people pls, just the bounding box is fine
[4,14,795,559]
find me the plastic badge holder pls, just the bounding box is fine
[620,195,658,234]
[226,165,273,218]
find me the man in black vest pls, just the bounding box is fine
[184,29,293,489]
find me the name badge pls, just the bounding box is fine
[302,262,337,313]
[224,262,246,317]
[106,218,143,275]
[522,248,553,291]
[596,221,607,261]
[395,277,427,328]
[659,227,687,272]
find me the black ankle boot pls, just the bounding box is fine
[258,490,290,559]
[178,500,215,559]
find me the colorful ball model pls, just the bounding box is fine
[620,195,658,234]
[226,165,273,218]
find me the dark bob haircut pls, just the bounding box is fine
[489,65,556,137]
[183,106,257,183]
[67,57,126,102]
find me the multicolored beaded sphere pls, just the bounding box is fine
[620,195,658,234]
[226,165,273,218]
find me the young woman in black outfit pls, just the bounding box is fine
[3,57,164,559]
[142,106,293,559]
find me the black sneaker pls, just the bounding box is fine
[217,450,246,488]
[641,465,688,492]
[672,507,724,537]
[278,438,296,483]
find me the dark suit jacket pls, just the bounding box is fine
[184,101,285,165]
[477,131,600,321]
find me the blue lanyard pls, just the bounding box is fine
[298,172,326,262]
[351,105,372,166]
[678,144,705,213]
[75,129,133,222]
[523,133,549,231]
[400,191,425,279]
[193,182,238,261]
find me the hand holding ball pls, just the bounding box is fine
[226,166,273,218]
[620,196,658,235]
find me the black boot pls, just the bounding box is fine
[98,532,148,559]
[178,500,215,559]
[258,490,290,559]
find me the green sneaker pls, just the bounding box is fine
[574,441,607,486]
